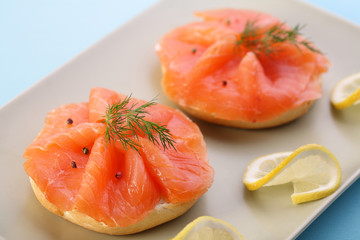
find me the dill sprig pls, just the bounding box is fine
[102,95,176,153]
[236,21,322,54]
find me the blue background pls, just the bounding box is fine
[1,0,359,239]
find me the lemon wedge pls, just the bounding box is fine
[172,216,245,240]
[243,144,341,204]
[330,72,360,109]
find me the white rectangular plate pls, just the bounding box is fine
[1,0,360,239]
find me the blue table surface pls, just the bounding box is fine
[1,0,359,239]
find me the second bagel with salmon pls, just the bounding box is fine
[155,9,329,128]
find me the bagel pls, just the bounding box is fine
[155,9,329,129]
[23,87,214,235]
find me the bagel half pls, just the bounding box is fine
[30,178,197,235]
[155,9,329,129]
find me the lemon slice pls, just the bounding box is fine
[330,72,360,109]
[243,144,341,204]
[172,216,245,240]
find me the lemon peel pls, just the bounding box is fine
[243,144,341,204]
[331,72,360,109]
[172,216,244,240]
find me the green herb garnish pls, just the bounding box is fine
[236,20,321,54]
[102,95,176,154]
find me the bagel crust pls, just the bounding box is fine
[179,99,315,129]
[30,178,198,235]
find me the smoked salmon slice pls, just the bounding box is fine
[155,9,329,127]
[23,87,214,229]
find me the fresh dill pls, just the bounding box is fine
[102,95,176,154]
[236,20,322,54]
